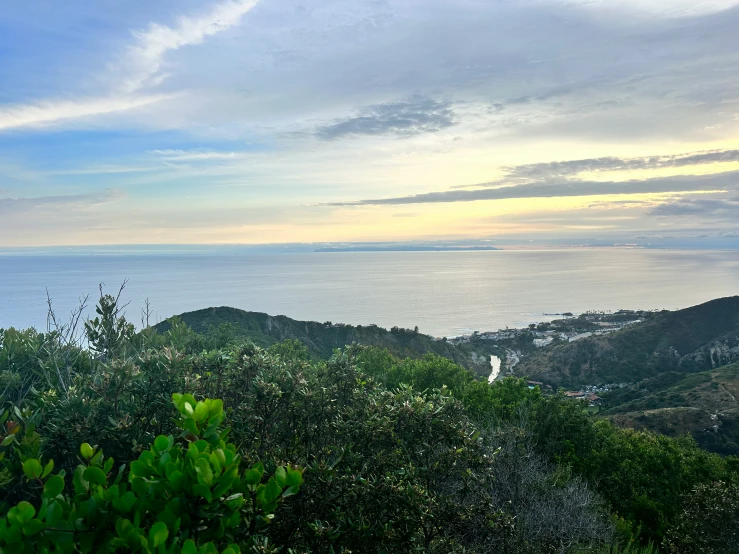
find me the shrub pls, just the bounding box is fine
[0,394,302,553]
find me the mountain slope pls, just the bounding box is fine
[517,296,739,386]
[604,362,739,455]
[155,306,492,374]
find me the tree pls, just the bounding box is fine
[664,481,739,553]
[84,283,135,362]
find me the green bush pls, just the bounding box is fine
[0,394,302,553]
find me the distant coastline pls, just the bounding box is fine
[314,246,500,252]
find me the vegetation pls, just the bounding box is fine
[517,296,739,386]
[153,307,494,375]
[2,289,738,552]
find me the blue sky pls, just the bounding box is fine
[1,0,739,246]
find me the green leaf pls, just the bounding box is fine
[129,461,149,478]
[46,500,62,525]
[84,466,107,486]
[1,434,14,447]
[21,518,45,536]
[244,467,263,486]
[149,522,169,548]
[286,468,303,487]
[105,484,120,501]
[282,485,301,498]
[154,435,170,452]
[207,399,223,418]
[113,491,137,513]
[131,477,148,495]
[181,539,197,554]
[80,443,94,460]
[104,456,115,474]
[195,458,213,487]
[194,401,209,423]
[89,449,103,467]
[192,484,213,502]
[15,501,35,524]
[73,465,89,494]
[22,458,43,479]
[211,476,235,499]
[44,475,65,497]
[274,466,287,488]
[257,478,282,506]
[41,459,54,478]
[167,470,186,490]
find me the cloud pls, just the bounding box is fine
[649,196,739,218]
[504,149,739,181]
[316,98,456,140]
[324,170,739,206]
[451,148,739,187]
[0,189,123,215]
[120,0,260,93]
[0,95,168,132]
[0,0,260,132]
[151,150,242,161]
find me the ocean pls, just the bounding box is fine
[1,247,738,338]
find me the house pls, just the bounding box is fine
[587,393,602,406]
[564,391,586,399]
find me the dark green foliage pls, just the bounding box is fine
[84,285,136,362]
[153,306,493,375]
[0,394,302,553]
[353,348,739,546]
[663,480,739,553]
[3,289,739,552]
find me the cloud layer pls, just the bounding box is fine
[1,0,739,245]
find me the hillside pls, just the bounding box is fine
[603,363,739,455]
[516,296,739,386]
[155,306,493,375]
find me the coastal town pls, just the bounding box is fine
[449,309,649,346]
[448,309,655,404]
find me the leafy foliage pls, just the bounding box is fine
[0,394,302,553]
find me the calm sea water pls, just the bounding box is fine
[1,248,738,338]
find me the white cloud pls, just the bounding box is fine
[0,95,169,132]
[0,0,261,132]
[571,0,739,17]
[120,0,260,93]
[151,149,242,161]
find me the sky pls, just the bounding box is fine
[1,0,739,247]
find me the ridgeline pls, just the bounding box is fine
[154,306,493,375]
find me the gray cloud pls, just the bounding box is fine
[315,98,456,140]
[325,170,739,206]
[0,189,122,215]
[649,196,739,218]
[504,149,739,181]
[450,149,739,188]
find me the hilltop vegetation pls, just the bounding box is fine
[1,290,739,553]
[600,363,739,455]
[516,296,739,387]
[154,306,493,375]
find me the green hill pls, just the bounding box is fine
[603,362,739,455]
[517,296,739,387]
[154,306,493,374]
